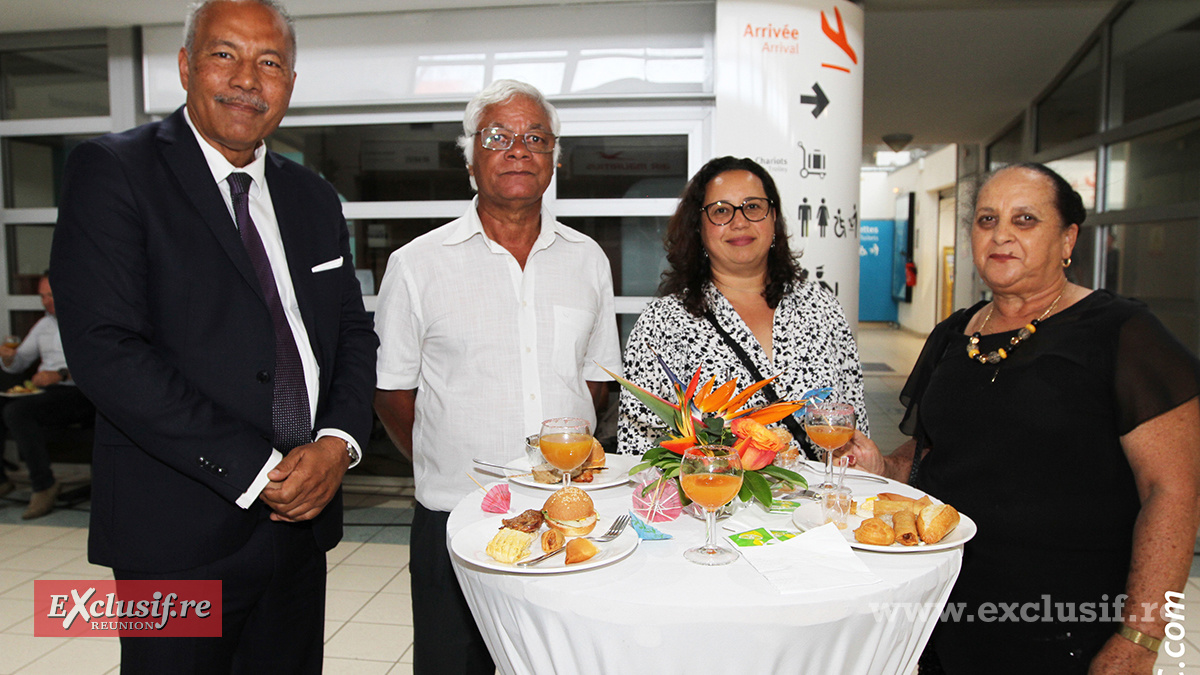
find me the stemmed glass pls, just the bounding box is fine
[803,402,857,493]
[679,445,744,566]
[538,417,593,488]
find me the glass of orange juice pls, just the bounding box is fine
[803,402,856,494]
[538,417,593,488]
[679,445,743,566]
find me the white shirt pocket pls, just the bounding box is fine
[552,305,594,379]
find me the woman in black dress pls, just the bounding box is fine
[846,163,1200,674]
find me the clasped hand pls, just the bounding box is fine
[259,435,351,522]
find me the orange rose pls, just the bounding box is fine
[731,417,786,471]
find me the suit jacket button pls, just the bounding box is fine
[257,371,271,383]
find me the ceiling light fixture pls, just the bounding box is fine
[882,133,914,152]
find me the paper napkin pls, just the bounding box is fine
[739,523,883,594]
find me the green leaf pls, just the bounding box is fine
[743,470,773,508]
[628,461,653,476]
[759,465,807,487]
[738,481,753,504]
[599,364,681,429]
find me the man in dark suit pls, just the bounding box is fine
[50,0,377,672]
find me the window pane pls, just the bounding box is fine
[1108,2,1200,126]
[1105,118,1200,211]
[267,123,473,202]
[986,121,1023,171]
[1036,42,1101,151]
[5,223,53,295]
[2,134,93,208]
[1073,225,1097,290]
[346,218,447,295]
[558,216,669,296]
[1045,149,1096,211]
[1,46,109,120]
[348,215,670,297]
[556,136,688,199]
[1104,220,1200,353]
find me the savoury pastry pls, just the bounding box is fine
[853,517,896,546]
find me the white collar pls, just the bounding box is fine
[442,197,584,254]
[183,107,268,194]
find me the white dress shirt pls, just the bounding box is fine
[184,110,358,508]
[2,314,73,384]
[374,198,621,512]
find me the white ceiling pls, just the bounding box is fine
[1,0,1121,163]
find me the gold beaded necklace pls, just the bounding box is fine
[966,289,1066,373]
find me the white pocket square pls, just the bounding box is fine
[311,257,343,273]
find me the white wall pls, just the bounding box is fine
[859,170,892,220]
[886,144,956,335]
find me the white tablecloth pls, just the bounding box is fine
[448,471,963,675]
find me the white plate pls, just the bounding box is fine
[451,514,640,574]
[505,454,638,491]
[791,497,977,553]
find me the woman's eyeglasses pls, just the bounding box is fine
[700,198,773,226]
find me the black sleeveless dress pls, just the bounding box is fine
[902,290,1200,673]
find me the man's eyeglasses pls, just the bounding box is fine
[700,198,773,226]
[477,127,556,154]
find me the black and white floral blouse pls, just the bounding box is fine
[618,281,870,455]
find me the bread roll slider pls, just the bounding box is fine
[916,503,960,544]
[583,439,606,469]
[542,486,598,536]
[854,517,896,546]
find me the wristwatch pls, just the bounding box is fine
[1117,624,1162,652]
[57,367,70,382]
[345,440,362,469]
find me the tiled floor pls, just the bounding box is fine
[2,323,1199,673]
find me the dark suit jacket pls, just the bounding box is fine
[51,107,378,573]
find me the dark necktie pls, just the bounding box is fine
[227,172,312,452]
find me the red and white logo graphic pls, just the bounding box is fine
[34,580,222,637]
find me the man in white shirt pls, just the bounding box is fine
[374,79,621,674]
[0,274,94,519]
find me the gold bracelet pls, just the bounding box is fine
[1117,624,1162,652]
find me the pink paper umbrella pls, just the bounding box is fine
[631,472,682,522]
[481,483,511,514]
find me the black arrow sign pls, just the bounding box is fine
[800,83,829,118]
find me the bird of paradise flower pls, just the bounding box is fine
[602,354,831,507]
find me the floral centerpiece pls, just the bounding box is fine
[605,355,828,509]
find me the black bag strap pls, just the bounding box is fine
[702,309,817,460]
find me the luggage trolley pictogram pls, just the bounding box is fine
[796,142,827,179]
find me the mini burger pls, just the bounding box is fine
[542,486,597,536]
[583,439,606,469]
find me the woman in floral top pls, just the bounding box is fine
[618,156,869,457]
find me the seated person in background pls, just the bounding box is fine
[619,156,869,456]
[0,274,94,519]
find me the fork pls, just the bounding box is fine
[516,514,631,567]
